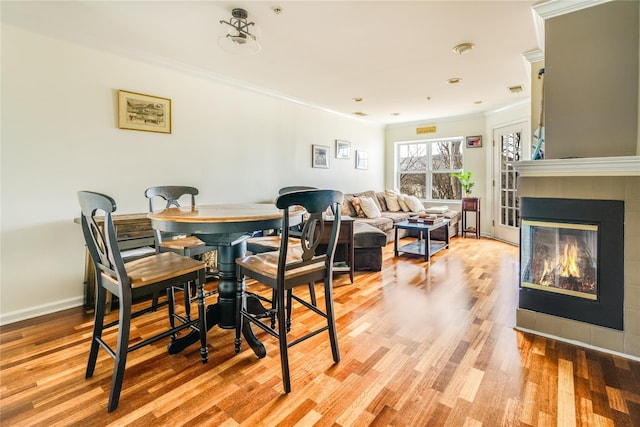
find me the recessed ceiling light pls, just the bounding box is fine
[447,77,463,84]
[352,97,363,102]
[508,85,524,93]
[352,112,368,116]
[474,100,483,104]
[391,113,400,116]
[453,43,474,55]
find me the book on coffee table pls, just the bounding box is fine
[409,215,444,225]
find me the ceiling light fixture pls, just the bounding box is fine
[447,77,463,84]
[508,85,524,93]
[453,42,475,55]
[219,8,261,55]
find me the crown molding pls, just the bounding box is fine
[523,49,544,63]
[533,0,613,20]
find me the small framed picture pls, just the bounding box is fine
[355,150,368,170]
[118,89,172,134]
[335,140,351,159]
[312,145,330,168]
[466,135,482,148]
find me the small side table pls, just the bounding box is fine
[461,197,481,238]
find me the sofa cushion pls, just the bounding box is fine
[351,197,367,217]
[355,216,394,232]
[374,192,388,212]
[359,196,382,218]
[353,222,387,248]
[355,190,382,211]
[384,189,401,212]
[342,194,358,217]
[405,195,425,213]
[397,194,411,212]
[381,211,412,223]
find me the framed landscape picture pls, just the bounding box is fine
[335,139,351,159]
[356,150,369,170]
[118,90,172,134]
[312,145,330,168]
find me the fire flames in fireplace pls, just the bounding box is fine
[521,220,598,300]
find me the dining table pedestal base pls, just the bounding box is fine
[166,235,266,359]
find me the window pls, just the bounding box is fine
[397,138,464,200]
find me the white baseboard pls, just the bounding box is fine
[0,297,84,326]
[514,326,640,362]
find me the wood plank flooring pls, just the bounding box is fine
[1,237,639,426]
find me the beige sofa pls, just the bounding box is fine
[342,190,460,244]
[338,191,460,271]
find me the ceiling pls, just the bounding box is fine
[1,1,543,125]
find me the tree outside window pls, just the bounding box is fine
[398,138,463,200]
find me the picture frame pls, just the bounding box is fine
[355,150,369,170]
[335,139,351,159]
[466,135,482,148]
[118,89,172,134]
[312,144,330,168]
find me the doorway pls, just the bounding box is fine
[493,122,528,244]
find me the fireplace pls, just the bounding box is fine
[519,197,624,330]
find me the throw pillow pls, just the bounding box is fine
[355,191,382,211]
[351,197,366,218]
[359,196,382,218]
[342,194,357,217]
[397,194,411,212]
[384,189,401,212]
[405,195,425,212]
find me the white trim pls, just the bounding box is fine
[509,156,640,177]
[515,326,640,362]
[0,297,84,326]
[523,49,544,64]
[533,0,613,20]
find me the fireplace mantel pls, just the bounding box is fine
[510,156,640,177]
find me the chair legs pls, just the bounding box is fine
[236,275,340,393]
[109,292,133,412]
[323,277,340,364]
[87,276,206,413]
[86,280,106,380]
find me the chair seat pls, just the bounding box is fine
[236,249,325,282]
[246,236,300,253]
[159,236,205,251]
[102,252,205,288]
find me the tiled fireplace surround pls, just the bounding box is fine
[513,157,640,359]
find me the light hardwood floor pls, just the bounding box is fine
[1,237,639,426]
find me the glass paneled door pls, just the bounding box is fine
[493,122,528,244]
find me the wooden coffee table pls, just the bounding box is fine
[394,219,450,264]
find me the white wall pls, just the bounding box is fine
[0,24,384,324]
[384,103,530,237]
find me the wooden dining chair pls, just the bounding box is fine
[246,186,317,308]
[145,185,218,322]
[78,191,207,412]
[235,189,343,393]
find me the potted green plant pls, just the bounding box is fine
[452,170,474,197]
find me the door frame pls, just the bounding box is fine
[491,121,529,245]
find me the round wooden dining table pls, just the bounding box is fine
[148,203,305,358]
